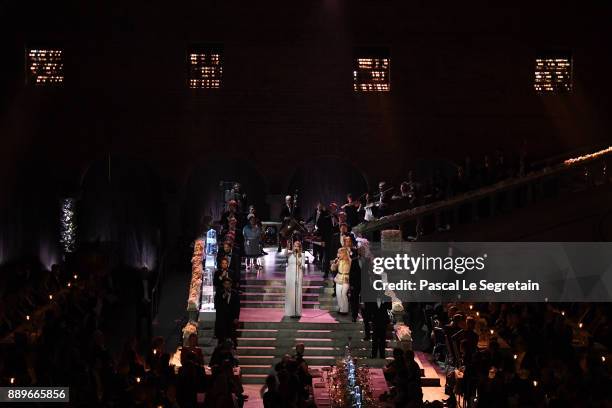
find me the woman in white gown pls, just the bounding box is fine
[285,240,305,318]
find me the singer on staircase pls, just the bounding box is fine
[285,240,305,318]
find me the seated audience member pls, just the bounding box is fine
[384,348,406,383]
[451,316,479,361]
[261,374,282,408]
[204,359,245,408]
[210,340,238,368]
[443,313,465,340]
[177,350,207,408]
[182,332,205,366]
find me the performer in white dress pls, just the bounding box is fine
[285,240,305,318]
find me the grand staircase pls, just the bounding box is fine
[198,249,441,387]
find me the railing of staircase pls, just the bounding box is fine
[353,145,612,235]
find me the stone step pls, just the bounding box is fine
[235,345,394,358]
[240,300,321,308]
[233,328,365,340]
[239,364,273,375]
[241,284,323,293]
[238,337,377,348]
[236,355,337,366]
[241,279,323,286]
[239,321,361,330]
[242,374,270,384]
[240,292,320,301]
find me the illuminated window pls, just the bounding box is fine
[27,48,64,85]
[353,47,390,92]
[189,46,222,89]
[534,52,572,93]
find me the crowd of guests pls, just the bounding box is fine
[420,302,612,407]
[261,343,315,407]
[0,248,171,406]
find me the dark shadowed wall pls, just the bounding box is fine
[1,1,611,261]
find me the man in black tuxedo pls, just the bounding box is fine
[307,202,333,266]
[214,278,241,347]
[342,193,360,228]
[278,195,301,252]
[367,295,391,359]
[213,257,236,291]
[216,241,241,289]
[347,239,362,323]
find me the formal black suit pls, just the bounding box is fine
[216,249,242,287]
[348,250,362,322]
[280,204,301,221]
[366,299,391,358]
[344,204,359,228]
[278,204,302,251]
[214,288,240,345]
[213,267,237,290]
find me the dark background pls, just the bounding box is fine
[1,1,611,265]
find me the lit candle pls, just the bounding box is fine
[136,377,141,383]
[602,356,606,363]
[26,315,30,321]
[73,274,78,280]
[579,322,583,329]
[469,305,473,310]
[67,282,71,288]
[10,378,15,384]
[49,294,53,300]
[153,349,157,355]
[533,380,538,387]
[561,311,565,316]
[490,329,494,335]
[476,311,480,317]
[513,354,518,360]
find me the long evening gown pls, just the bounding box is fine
[285,252,305,317]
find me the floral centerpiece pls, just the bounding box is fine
[394,323,413,351]
[187,239,205,311]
